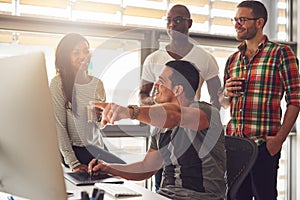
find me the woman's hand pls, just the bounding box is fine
[72,164,88,172]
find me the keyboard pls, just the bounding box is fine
[95,183,142,197]
[64,172,112,186]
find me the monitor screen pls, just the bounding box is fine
[0,52,67,200]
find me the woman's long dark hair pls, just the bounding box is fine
[55,33,89,116]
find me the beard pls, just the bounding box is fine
[236,25,258,41]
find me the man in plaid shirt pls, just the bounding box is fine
[220,1,300,199]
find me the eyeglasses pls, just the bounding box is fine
[231,17,259,25]
[166,16,190,24]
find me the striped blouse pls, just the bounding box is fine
[50,75,106,169]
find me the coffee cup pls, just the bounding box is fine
[234,78,245,94]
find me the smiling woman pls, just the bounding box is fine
[49,33,126,172]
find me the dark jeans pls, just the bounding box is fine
[236,142,281,200]
[62,145,126,168]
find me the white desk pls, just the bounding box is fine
[66,178,169,200]
[63,165,168,200]
[0,179,169,200]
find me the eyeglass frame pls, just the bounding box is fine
[165,16,191,25]
[231,17,260,25]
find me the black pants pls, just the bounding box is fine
[236,142,281,200]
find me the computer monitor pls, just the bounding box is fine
[0,52,67,200]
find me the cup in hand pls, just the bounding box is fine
[234,78,245,94]
[86,105,102,123]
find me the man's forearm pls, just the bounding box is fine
[276,104,300,143]
[207,76,222,110]
[106,162,157,181]
[135,103,181,128]
[133,103,209,131]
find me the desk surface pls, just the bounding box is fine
[66,178,169,200]
[0,178,169,200]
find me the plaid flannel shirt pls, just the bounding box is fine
[224,35,300,145]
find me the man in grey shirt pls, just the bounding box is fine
[89,60,226,200]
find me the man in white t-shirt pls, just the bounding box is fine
[139,4,221,110]
[139,4,222,191]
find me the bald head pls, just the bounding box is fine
[168,4,191,18]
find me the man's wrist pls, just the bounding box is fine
[128,105,140,119]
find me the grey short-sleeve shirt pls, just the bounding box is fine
[150,102,226,199]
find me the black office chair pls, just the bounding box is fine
[225,135,258,200]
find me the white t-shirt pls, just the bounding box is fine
[142,45,219,84]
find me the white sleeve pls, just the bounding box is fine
[203,53,220,81]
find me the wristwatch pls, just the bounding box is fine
[128,105,139,119]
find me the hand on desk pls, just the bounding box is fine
[73,164,88,173]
